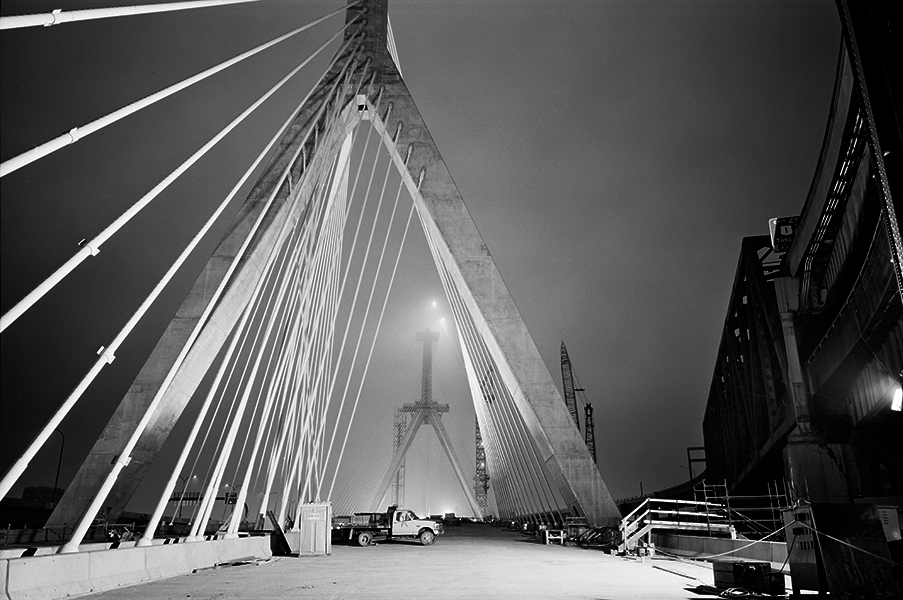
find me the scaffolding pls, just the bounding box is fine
[694,479,791,541]
[474,417,491,518]
[583,403,596,464]
[391,408,406,506]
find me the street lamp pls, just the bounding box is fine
[170,475,193,525]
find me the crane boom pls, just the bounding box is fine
[560,342,580,430]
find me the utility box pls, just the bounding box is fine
[300,503,332,555]
[713,560,782,595]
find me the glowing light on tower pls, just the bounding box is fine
[892,386,902,412]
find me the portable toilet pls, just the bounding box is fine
[300,502,332,555]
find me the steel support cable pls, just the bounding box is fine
[272,136,351,511]
[417,216,531,520]
[191,220,306,540]
[417,221,517,517]
[138,323,246,543]
[44,27,364,531]
[0,0,264,30]
[274,151,348,518]
[323,151,411,500]
[283,231,341,519]
[481,340,564,523]
[453,322,514,519]
[258,354,302,521]
[231,159,330,503]
[441,296,542,521]
[481,349,564,523]
[316,114,395,496]
[319,136,408,499]
[254,311,302,523]
[188,225,301,541]
[61,89,324,550]
[225,161,338,525]
[452,289,548,523]
[150,123,328,541]
[425,236,539,521]
[391,134,528,521]
[295,131,353,507]
[182,299,263,531]
[267,387,302,522]
[458,333,514,518]
[181,150,318,540]
[227,235,310,534]
[452,286,559,522]
[454,298,536,520]
[327,195,417,502]
[253,281,310,510]
[304,105,382,495]
[311,98,386,421]
[227,297,300,534]
[0,1,357,176]
[0,42,349,501]
[335,438,388,513]
[0,16,363,334]
[442,309,507,518]
[260,246,321,520]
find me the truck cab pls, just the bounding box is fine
[387,506,443,545]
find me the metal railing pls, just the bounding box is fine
[618,497,735,554]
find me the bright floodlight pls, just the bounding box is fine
[892,387,902,412]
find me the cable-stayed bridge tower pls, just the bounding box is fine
[371,328,479,515]
[1,0,621,555]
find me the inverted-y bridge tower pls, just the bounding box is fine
[8,0,620,553]
[371,329,480,515]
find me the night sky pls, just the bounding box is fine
[1,0,841,517]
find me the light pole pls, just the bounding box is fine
[170,475,190,525]
[52,429,65,503]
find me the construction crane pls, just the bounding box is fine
[560,342,597,464]
[560,342,580,429]
[584,403,597,464]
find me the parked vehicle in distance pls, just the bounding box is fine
[332,505,444,546]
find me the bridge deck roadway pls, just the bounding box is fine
[87,523,719,599]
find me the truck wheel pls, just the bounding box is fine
[418,530,435,546]
[356,532,373,546]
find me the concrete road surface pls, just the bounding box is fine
[88,523,720,599]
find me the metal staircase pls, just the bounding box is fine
[618,497,736,554]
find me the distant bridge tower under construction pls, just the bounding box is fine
[372,329,482,516]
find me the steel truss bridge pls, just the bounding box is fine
[702,2,902,595]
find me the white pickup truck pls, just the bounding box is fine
[332,505,444,546]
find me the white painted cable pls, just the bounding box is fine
[0,16,362,333]
[0,2,355,175]
[326,168,417,500]
[1,0,262,30]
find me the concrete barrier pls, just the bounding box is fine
[1,558,10,600]
[144,542,189,580]
[6,551,92,600]
[88,546,150,592]
[3,535,272,600]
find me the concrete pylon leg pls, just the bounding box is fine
[46,91,365,531]
[362,66,621,526]
[426,414,483,518]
